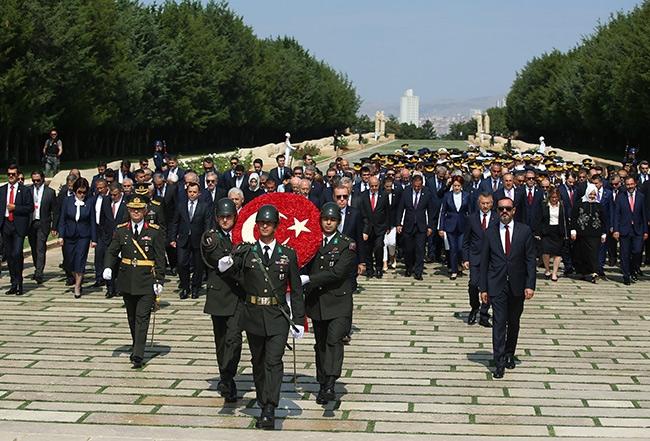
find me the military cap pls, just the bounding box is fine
[134,182,150,195]
[126,194,149,209]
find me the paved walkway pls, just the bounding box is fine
[1,246,650,440]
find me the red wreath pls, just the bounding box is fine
[232,192,322,268]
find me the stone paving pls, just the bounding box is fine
[1,247,650,440]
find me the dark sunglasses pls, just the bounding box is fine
[7,172,17,177]
[335,195,349,199]
[206,179,216,183]
[76,190,87,195]
[497,206,513,212]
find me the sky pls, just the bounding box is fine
[143,0,642,112]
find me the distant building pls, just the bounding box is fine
[399,89,419,125]
[495,97,507,108]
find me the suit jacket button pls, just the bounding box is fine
[264,289,268,293]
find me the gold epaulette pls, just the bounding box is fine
[148,223,160,229]
[151,200,161,205]
[117,222,129,228]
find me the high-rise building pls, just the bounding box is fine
[399,89,419,126]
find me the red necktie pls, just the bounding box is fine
[528,189,533,205]
[569,188,574,206]
[371,193,376,211]
[482,213,487,231]
[505,225,511,258]
[8,184,14,222]
[630,193,635,212]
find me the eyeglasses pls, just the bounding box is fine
[76,190,87,195]
[50,133,57,137]
[541,186,549,189]
[7,172,16,177]
[32,179,42,183]
[206,179,216,183]
[497,206,513,212]
[526,176,536,180]
[230,162,238,165]
[335,195,349,199]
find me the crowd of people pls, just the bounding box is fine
[2,136,649,427]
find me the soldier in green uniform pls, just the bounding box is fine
[300,202,356,404]
[220,204,304,429]
[103,194,166,369]
[200,198,244,403]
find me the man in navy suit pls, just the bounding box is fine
[360,177,391,278]
[298,179,320,207]
[268,154,288,185]
[169,182,212,299]
[493,173,519,205]
[515,170,544,227]
[462,191,498,327]
[558,173,581,275]
[100,182,127,298]
[613,176,648,285]
[480,197,536,379]
[396,175,435,280]
[479,163,504,194]
[197,157,221,191]
[27,170,56,284]
[163,155,185,184]
[0,164,34,294]
[90,161,107,196]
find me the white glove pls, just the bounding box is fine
[217,255,233,273]
[153,284,163,295]
[290,324,305,340]
[102,268,112,280]
[300,275,310,286]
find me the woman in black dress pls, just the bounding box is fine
[242,172,264,205]
[570,183,607,283]
[57,177,97,298]
[536,188,568,281]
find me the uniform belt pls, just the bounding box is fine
[246,295,278,306]
[121,257,155,267]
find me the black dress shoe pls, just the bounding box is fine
[35,275,44,284]
[65,278,75,286]
[170,267,177,276]
[191,290,200,299]
[131,357,144,369]
[15,285,24,296]
[323,377,336,401]
[179,289,189,299]
[105,286,116,298]
[217,379,231,395]
[505,355,516,369]
[365,270,374,278]
[564,268,575,276]
[637,269,645,277]
[479,318,492,328]
[6,286,17,295]
[631,274,638,282]
[493,367,505,378]
[467,309,478,325]
[623,277,631,285]
[224,380,237,403]
[256,404,275,429]
[91,280,105,288]
[316,388,328,405]
[404,270,412,277]
[414,274,423,280]
[376,270,383,279]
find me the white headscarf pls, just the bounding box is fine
[581,183,599,203]
[248,173,260,192]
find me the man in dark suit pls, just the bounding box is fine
[268,154,289,186]
[117,160,134,185]
[304,165,323,202]
[462,191,498,327]
[360,177,390,278]
[426,165,448,263]
[220,156,240,190]
[90,161,107,196]
[226,204,304,429]
[298,179,320,207]
[559,173,581,275]
[352,166,371,194]
[515,170,544,228]
[100,182,127,298]
[27,170,56,284]
[480,197,536,379]
[334,185,366,292]
[395,175,435,280]
[153,172,178,274]
[163,155,185,184]
[200,198,244,403]
[200,172,227,206]
[103,194,166,369]
[0,164,34,294]
[479,163,503,194]
[198,157,221,191]
[169,182,212,299]
[613,176,648,285]
[92,177,109,288]
[493,173,519,204]
[301,202,355,405]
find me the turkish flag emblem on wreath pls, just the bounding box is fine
[232,192,322,268]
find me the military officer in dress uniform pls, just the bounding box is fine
[133,183,166,231]
[200,198,244,403]
[300,202,355,405]
[220,204,304,429]
[103,194,166,369]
